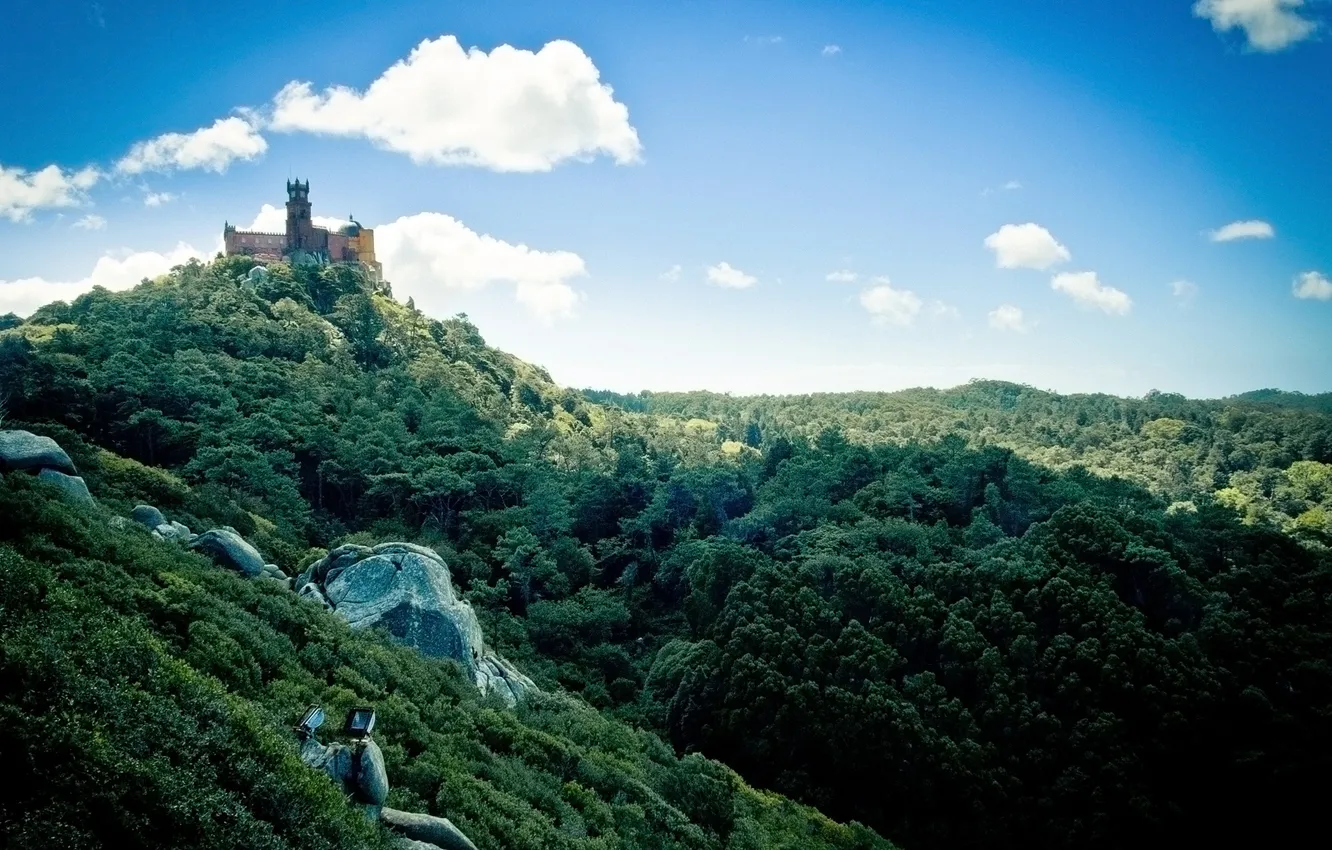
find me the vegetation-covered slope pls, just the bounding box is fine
[0,475,885,850]
[2,256,1331,850]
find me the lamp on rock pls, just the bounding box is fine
[344,706,376,740]
[295,705,325,741]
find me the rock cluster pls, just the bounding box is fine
[298,730,477,850]
[127,506,292,586]
[0,430,94,506]
[296,543,536,706]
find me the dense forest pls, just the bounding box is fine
[1,256,1330,849]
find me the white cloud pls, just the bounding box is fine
[1193,0,1318,52]
[269,35,641,172]
[825,269,858,283]
[115,116,268,175]
[821,44,842,56]
[859,280,922,326]
[0,243,206,316]
[0,163,101,222]
[745,35,784,44]
[1170,279,1200,305]
[1208,219,1275,241]
[659,264,682,283]
[1051,271,1132,315]
[242,203,348,234]
[73,214,106,230]
[930,300,961,320]
[1003,180,1023,190]
[374,211,586,323]
[988,304,1029,332]
[144,191,176,207]
[984,223,1071,270]
[706,262,757,289]
[1292,271,1332,300]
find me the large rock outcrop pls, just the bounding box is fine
[297,543,536,705]
[0,430,77,475]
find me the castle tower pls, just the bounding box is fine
[285,179,314,253]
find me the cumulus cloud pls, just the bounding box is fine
[822,44,842,56]
[373,211,586,322]
[1170,279,1200,305]
[144,191,176,207]
[984,223,1071,270]
[1208,219,1275,241]
[269,35,641,172]
[706,262,757,289]
[1051,271,1132,315]
[988,304,1029,332]
[115,116,268,175]
[659,264,682,282]
[859,279,922,326]
[73,214,106,230]
[1292,271,1332,300]
[0,163,101,222]
[825,269,858,283]
[0,243,206,316]
[1193,0,1318,51]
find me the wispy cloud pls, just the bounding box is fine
[659,264,681,283]
[825,269,858,283]
[744,35,784,45]
[988,304,1029,332]
[1207,219,1275,242]
[860,278,922,326]
[706,262,757,289]
[821,44,842,56]
[73,214,106,230]
[0,163,101,222]
[1170,280,1199,306]
[116,116,268,175]
[1051,271,1132,315]
[930,300,960,320]
[144,191,177,207]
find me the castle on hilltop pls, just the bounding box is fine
[223,180,382,282]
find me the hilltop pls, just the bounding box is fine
[1,255,1330,850]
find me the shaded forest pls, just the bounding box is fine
[1,256,1329,849]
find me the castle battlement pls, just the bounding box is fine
[224,181,382,282]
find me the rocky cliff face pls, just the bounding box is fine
[296,543,536,706]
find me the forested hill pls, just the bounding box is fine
[582,383,1332,543]
[2,256,1331,850]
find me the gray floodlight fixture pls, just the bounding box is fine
[344,706,376,739]
[296,705,325,739]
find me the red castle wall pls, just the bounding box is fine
[225,230,285,260]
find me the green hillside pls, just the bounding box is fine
[1,256,1330,850]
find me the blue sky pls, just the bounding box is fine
[1,0,1329,397]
